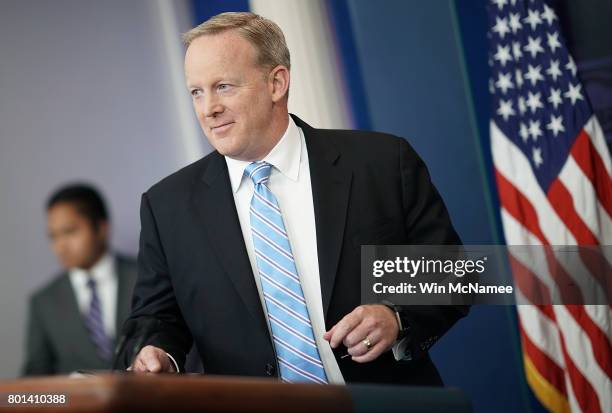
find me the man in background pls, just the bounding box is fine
[22,184,137,375]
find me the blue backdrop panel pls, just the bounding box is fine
[454,1,548,412]
[190,0,250,25]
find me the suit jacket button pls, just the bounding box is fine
[265,363,276,376]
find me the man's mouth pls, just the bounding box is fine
[210,121,235,133]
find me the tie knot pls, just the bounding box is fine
[86,277,97,289]
[244,161,272,185]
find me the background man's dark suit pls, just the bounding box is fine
[23,256,136,375]
[119,115,468,385]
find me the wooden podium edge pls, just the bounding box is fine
[0,373,354,413]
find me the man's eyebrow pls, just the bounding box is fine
[186,73,238,90]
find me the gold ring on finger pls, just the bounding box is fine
[362,337,373,349]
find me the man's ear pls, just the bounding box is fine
[96,220,110,243]
[269,65,290,103]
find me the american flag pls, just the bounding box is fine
[487,0,612,412]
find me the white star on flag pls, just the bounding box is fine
[519,122,529,142]
[512,41,523,60]
[546,59,563,81]
[524,36,544,58]
[494,44,513,66]
[509,12,522,33]
[523,9,542,30]
[541,4,557,25]
[495,72,514,94]
[532,146,543,167]
[547,32,561,53]
[526,91,544,113]
[492,16,511,38]
[525,64,544,86]
[548,87,563,109]
[546,114,565,136]
[515,69,524,88]
[528,119,543,141]
[491,0,508,10]
[564,82,584,105]
[518,96,527,114]
[566,56,577,76]
[497,99,516,121]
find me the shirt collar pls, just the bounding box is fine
[225,116,301,193]
[69,252,115,285]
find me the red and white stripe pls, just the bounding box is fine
[491,116,612,413]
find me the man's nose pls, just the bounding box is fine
[52,239,67,258]
[203,94,223,118]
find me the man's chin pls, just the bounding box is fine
[213,142,245,159]
[63,257,97,270]
[61,261,78,270]
[215,146,237,157]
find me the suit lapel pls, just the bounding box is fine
[293,115,353,318]
[190,154,270,336]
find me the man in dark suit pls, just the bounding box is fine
[22,184,137,376]
[121,12,467,385]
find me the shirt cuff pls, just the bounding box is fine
[165,352,180,373]
[391,337,412,361]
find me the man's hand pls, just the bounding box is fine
[128,345,176,373]
[323,305,399,363]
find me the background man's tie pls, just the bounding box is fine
[84,277,113,362]
[245,161,328,384]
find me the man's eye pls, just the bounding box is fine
[217,84,231,92]
[190,89,202,97]
[63,227,77,236]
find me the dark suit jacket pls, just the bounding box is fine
[120,115,468,385]
[22,255,137,376]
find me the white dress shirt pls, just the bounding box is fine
[69,252,118,339]
[225,117,346,384]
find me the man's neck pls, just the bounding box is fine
[251,112,290,161]
[78,248,108,272]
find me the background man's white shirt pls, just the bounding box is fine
[69,252,118,339]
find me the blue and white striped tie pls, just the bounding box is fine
[245,161,328,384]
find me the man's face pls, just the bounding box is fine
[185,31,280,161]
[47,203,108,270]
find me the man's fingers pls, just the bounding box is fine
[328,309,363,348]
[142,351,163,372]
[327,305,399,362]
[323,325,336,341]
[346,328,382,358]
[132,356,147,372]
[342,321,372,349]
[351,340,388,363]
[131,345,171,373]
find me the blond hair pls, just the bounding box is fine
[182,12,291,71]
